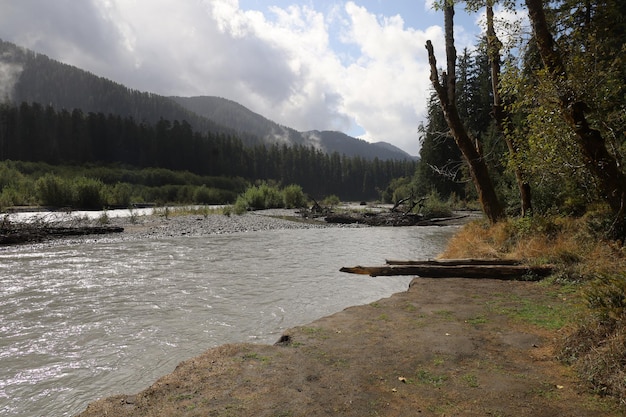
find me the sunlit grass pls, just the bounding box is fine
[440,212,626,405]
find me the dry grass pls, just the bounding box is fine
[440,216,626,278]
[441,213,626,406]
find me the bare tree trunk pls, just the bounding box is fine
[425,4,504,223]
[486,2,532,216]
[525,0,626,221]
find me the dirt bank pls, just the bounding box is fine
[76,276,620,417]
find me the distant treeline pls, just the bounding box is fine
[0,160,249,209]
[0,102,416,201]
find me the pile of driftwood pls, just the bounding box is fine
[340,258,553,281]
[324,212,470,227]
[325,211,424,226]
[0,222,123,245]
[299,197,469,227]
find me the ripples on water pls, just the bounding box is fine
[0,226,457,416]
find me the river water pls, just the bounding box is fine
[0,225,458,416]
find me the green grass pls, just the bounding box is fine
[414,369,448,387]
[434,310,455,321]
[241,352,271,363]
[461,373,479,387]
[466,315,488,325]
[487,293,576,330]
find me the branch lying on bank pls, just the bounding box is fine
[323,210,471,226]
[385,258,521,266]
[340,259,553,281]
[0,222,124,245]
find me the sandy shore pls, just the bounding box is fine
[76,276,621,416]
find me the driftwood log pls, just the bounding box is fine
[385,258,521,266]
[324,211,469,227]
[340,258,553,281]
[0,225,124,245]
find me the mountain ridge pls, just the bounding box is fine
[170,95,415,160]
[1,39,414,160]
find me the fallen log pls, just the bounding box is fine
[0,225,124,245]
[385,258,521,266]
[414,215,469,226]
[339,264,553,281]
[324,212,424,226]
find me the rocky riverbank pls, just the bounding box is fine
[2,207,477,246]
[113,209,345,240]
[0,209,356,246]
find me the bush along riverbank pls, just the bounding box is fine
[75,209,626,416]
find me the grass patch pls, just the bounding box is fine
[432,356,445,366]
[299,326,329,339]
[170,393,194,401]
[461,373,479,388]
[434,310,454,321]
[465,315,488,325]
[403,303,417,312]
[487,294,575,330]
[440,212,626,405]
[414,369,448,387]
[241,352,271,363]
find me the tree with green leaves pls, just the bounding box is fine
[484,0,532,216]
[426,3,504,223]
[521,0,626,227]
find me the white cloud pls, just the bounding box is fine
[0,0,460,155]
[474,3,530,51]
[334,2,443,152]
[0,58,23,102]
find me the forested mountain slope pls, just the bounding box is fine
[171,95,414,160]
[1,39,412,160]
[0,40,261,145]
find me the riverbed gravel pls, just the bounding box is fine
[57,209,363,245]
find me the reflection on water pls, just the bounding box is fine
[0,226,457,416]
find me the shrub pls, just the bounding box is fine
[383,177,412,204]
[232,196,249,215]
[194,186,217,205]
[35,174,72,207]
[73,177,105,209]
[422,190,453,218]
[0,163,24,190]
[0,184,36,208]
[261,184,283,208]
[241,183,284,210]
[107,182,133,207]
[283,184,306,208]
[321,194,340,207]
[558,273,626,401]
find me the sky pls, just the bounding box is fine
[0,0,496,156]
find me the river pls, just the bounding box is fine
[0,224,458,416]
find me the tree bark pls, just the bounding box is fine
[486,2,532,216]
[426,4,504,223]
[339,264,552,280]
[525,0,626,222]
[385,258,521,266]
